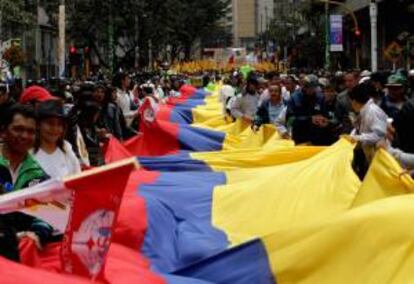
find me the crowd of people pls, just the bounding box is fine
[220,69,414,178]
[0,66,414,261]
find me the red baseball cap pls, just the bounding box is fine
[20,86,57,104]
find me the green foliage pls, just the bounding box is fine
[0,0,37,35]
[267,1,326,68]
[0,0,229,70]
[3,44,26,67]
[65,0,229,69]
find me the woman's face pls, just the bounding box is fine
[122,76,131,89]
[323,87,337,103]
[111,90,117,101]
[351,100,362,113]
[93,87,105,103]
[40,117,65,145]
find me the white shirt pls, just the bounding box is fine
[116,89,138,122]
[351,99,388,162]
[156,87,165,100]
[219,85,235,114]
[389,147,414,169]
[351,99,388,146]
[230,93,259,119]
[34,141,81,179]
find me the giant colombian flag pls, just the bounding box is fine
[113,83,287,157]
[107,140,414,283]
[2,82,414,283]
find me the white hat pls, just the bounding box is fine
[359,76,371,84]
[318,78,330,88]
[360,70,372,78]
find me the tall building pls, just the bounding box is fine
[220,0,268,48]
[233,0,257,48]
[221,0,303,48]
[257,0,274,35]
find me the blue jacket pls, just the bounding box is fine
[286,90,332,145]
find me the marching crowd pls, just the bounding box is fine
[220,69,414,178]
[0,67,414,261]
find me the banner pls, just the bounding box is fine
[0,159,137,281]
[0,180,71,232]
[330,15,343,52]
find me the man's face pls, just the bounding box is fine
[323,87,337,103]
[388,86,405,101]
[285,79,295,92]
[2,114,36,155]
[303,86,316,97]
[344,74,358,91]
[0,91,8,105]
[269,86,281,104]
[246,83,257,95]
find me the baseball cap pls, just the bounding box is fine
[20,86,57,104]
[386,74,407,87]
[36,100,66,120]
[303,75,319,88]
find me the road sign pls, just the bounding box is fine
[384,41,403,63]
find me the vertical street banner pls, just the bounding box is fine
[330,15,343,52]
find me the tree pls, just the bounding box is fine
[0,0,37,40]
[267,1,325,69]
[3,44,26,68]
[64,0,228,71]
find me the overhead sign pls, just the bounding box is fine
[330,15,343,52]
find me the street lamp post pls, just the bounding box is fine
[370,0,378,72]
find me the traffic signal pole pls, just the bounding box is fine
[58,0,66,77]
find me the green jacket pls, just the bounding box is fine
[0,154,52,247]
[0,154,48,192]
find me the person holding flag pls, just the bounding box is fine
[230,76,260,124]
[33,100,81,179]
[0,104,53,262]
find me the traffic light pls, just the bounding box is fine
[70,46,77,54]
[353,28,362,48]
[69,46,81,66]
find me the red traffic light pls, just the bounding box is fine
[70,46,77,54]
[355,29,361,37]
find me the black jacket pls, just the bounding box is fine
[394,98,414,153]
[286,91,332,145]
